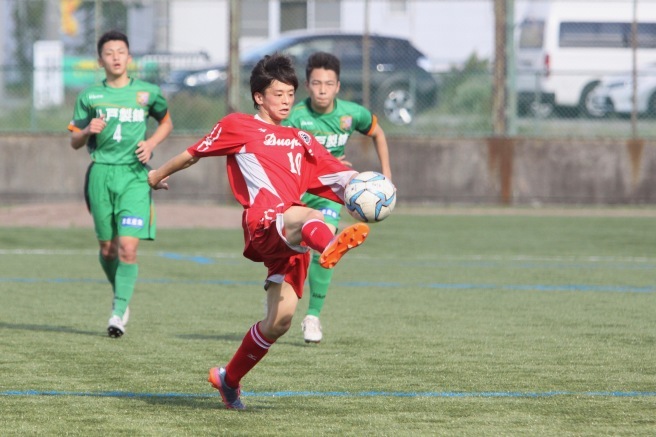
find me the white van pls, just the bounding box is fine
[516,0,656,117]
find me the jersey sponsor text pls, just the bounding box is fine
[263,133,302,150]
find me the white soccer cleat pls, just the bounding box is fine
[107,315,125,338]
[302,315,323,343]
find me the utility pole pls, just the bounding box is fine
[227,0,241,114]
[0,0,6,101]
[631,0,638,139]
[362,0,371,110]
[491,0,515,205]
[95,0,103,51]
[154,0,170,53]
[505,0,516,136]
[44,0,59,39]
[492,0,507,136]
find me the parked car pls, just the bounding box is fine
[515,1,656,118]
[161,30,438,125]
[587,63,656,117]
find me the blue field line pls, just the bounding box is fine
[4,249,656,267]
[423,283,656,293]
[413,261,656,271]
[2,389,655,399]
[158,252,215,264]
[0,277,654,293]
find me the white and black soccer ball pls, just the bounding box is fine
[344,171,397,222]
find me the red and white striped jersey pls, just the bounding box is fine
[187,113,357,210]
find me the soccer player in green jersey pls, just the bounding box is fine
[68,30,173,338]
[284,51,392,343]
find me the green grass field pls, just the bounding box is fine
[1,212,655,436]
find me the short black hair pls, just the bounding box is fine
[250,52,298,109]
[97,30,129,57]
[305,51,340,81]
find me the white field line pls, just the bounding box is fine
[0,249,239,259]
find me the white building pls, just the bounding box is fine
[167,0,505,70]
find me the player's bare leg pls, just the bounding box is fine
[210,281,298,409]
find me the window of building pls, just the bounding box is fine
[281,0,308,32]
[314,0,340,29]
[390,0,407,13]
[279,0,340,33]
[240,1,342,37]
[241,0,269,38]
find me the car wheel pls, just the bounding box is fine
[578,81,606,118]
[380,86,415,125]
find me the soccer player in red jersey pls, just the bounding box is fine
[147,53,369,409]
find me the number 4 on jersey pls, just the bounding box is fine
[113,124,122,142]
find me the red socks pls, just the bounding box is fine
[224,323,274,388]
[301,219,334,252]
[222,220,333,388]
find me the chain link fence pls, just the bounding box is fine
[1,0,655,138]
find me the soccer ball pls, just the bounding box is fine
[344,171,397,222]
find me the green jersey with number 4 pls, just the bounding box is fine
[283,97,375,158]
[68,78,168,164]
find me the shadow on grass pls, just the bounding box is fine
[141,395,274,412]
[0,322,99,336]
[176,333,246,342]
[177,333,318,349]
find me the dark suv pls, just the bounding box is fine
[162,31,438,125]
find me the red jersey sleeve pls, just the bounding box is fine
[187,113,246,157]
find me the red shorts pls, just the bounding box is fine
[242,205,310,298]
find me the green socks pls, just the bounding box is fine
[112,262,138,318]
[307,252,334,317]
[99,253,118,291]
[99,253,138,319]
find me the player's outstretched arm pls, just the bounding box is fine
[148,150,199,190]
[370,124,392,181]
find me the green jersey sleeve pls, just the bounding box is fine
[350,102,375,136]
[147,87,169,122]
[69,92,94,131]
[284,98,375,158]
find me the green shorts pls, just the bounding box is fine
[85,162,156,241]
[302,192,341,228]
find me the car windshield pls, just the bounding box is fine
[519,19,545,49]
[242,35,298,63]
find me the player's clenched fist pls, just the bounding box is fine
[148,169,169,190]
[87,114,106,134]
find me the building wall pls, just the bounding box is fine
[166,0,519,67]
[2,134,655,205]
[169,0,230,62]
